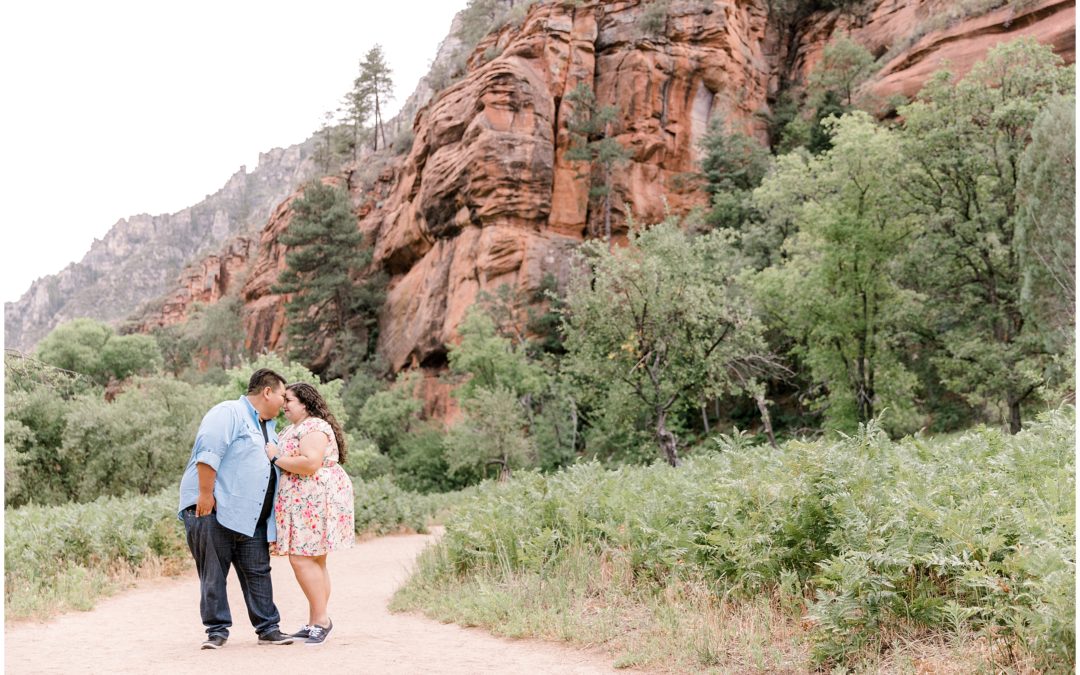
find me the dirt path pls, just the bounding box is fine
[5,528,625,674]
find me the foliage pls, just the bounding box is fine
[355,372,423,454]
[565,82,632,244]
[406,407,1075,671]
[60,377,219,502]
[36,319,161,385]
[637,0,669,37]
[898,37,1074,432]
[447,308,546,401]
[5,489,188,620]
[272,181,385,376]
[152,295,247,375]
[444,386,537,480]
[358,45,394,151]
[561,221,771,465]
[698,119,771,231]
[806,34,877,109]
[753,113,922,432]
[6,477,465,619]
[1016,94,1075,359]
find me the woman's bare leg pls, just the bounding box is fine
[289,554,329,626]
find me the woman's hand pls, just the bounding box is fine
[265,442,279,461]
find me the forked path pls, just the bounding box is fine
[6,528,625,674]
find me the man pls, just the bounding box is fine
[177,368,295,649]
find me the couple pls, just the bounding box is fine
[177,368,355,649]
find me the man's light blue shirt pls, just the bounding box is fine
[178,396,280,540]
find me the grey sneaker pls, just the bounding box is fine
[291,625,312,639]
[257,629,295,645]
[201,634,227,650]
[304,620,333,646]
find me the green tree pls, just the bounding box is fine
[1016,94,1075,359]
[898,37,1074,433]
[313,110,346,174]
[35,318,113,382]
[806,34,876,109]
[356,372,424,455]
[698,119,771,230]
[61,377,218,501]
[562,221,771,466]
[565,82,632,247]
[101,334,164,381]
[272,181,385,375]
[36,319,161,385]
[754,113,921,431]
[444,385,535,480]
[342,70,373,163]
[446,308,546,402]
[185,295,247,370]
[358,45,394,151]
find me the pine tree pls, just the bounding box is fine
[272,182,385,374]
[565,83,631,247]
[358,45,394,151]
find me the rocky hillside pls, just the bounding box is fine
[236,0,1076,378]
[14,0,1073,373]
[4,140,320,351]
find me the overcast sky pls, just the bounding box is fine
[0,0,466,304]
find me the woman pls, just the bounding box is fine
[265,382,354,646]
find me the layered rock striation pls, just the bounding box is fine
[14,0,1072,386]
[234,0,1073,377]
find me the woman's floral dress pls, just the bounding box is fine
[271,417,355,556]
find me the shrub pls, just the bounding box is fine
[410,407,1075,670]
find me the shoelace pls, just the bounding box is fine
[308,626,325,639]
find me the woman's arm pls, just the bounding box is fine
[267,431,329,476]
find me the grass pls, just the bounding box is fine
[391,408,1075,672]
[5,476,463,622]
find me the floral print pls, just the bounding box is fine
[270,417,355,556]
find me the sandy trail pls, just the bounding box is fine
[5,528,624,674]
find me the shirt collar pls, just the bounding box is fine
[239,395,263,427]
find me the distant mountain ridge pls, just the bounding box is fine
[3,2,477,354]
[4,140,320,351]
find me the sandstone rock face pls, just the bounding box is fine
[5,140,320,350]
[229,0,1073,382]
[796,0,1075,104]
[132,236,255,332]
[18,0,1072,397]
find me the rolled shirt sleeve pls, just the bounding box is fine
[191,405,234,472]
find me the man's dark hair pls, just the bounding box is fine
[247,368,287,394]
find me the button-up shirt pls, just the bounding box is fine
[177,396,280,540]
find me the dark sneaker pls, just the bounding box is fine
[201,635,227,650]
[257,629,295,645]
[291,625,312,639]
[304,620,333,646]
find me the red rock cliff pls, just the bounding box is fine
[140,0,1075,390]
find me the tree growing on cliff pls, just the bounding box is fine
[272,181,385,376]
[898,38,1073,433]
[561,221,773,466]
[358,45,394,152]
[565,83,631,247]
[698,118,772,232]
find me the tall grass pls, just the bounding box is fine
[394,408,1074,671]
[6,477,460,621]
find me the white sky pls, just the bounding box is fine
[0,0,466,304]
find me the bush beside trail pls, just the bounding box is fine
[395,408,1075,672]
[5,477,457,621]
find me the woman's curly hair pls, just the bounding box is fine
[287,382,347,464]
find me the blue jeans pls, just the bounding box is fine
[182,508,281,638]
